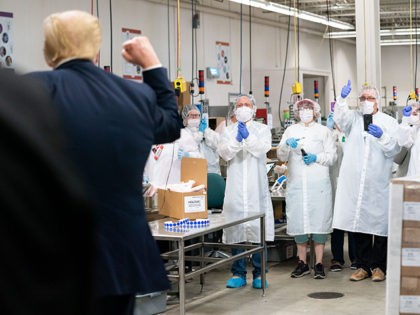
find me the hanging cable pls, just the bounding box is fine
[91,0,94,14]
[176,0,181,77]
[249,5,253,95]
[194,0,198,78]
[410,0,414,92]
[167,0,171,78]
[363,0,367,84]
[293,0,298,83]
[326,0,337,100]
[297,0,300,81]
[278,2,292,122]
[191,0,195,104]
[95,0,101,67]
[239,3,243,94]
[109,0,113,72]
[415,0,418,90]
[191,0,195,82]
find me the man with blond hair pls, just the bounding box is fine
[28,10,182,315]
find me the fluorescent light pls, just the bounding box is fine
[381,39,420,46]
[325,29,420,39]
[229,0,354,30]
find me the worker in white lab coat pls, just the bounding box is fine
[397,100,420,176]
[218,94,274,290]
[277,98,337,280]
[179,104,221,174]
[332,81,400,282]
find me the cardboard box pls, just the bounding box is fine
[386,176,420,315]
[158,158,208,220]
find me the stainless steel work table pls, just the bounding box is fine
[149,211,266,314]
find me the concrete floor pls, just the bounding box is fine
[161,241,386,315]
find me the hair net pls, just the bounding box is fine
[358,85,381,109]
[181,104,201,126]
[293,98,321,120]
[234,94,256,109]
[407,98,420,109]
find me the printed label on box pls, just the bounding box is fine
[404,202,420,221]
[184,195,206,213]
[402,248,420,267]
[400,295,420,313]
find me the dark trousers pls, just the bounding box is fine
[94,294,135,315]
[353,232,387,275]
[331,229,356,265]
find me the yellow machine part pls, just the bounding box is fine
[292,81,302,94]
[174,77,187,93]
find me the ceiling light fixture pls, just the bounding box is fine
[325,28,420,39]
[229,0,354,30]
[380,39,420,46]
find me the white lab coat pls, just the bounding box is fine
[144,143,181,188]
[178,127,204,158]
[397,116,420,176]
[218,120,274,243]
[277,122,337,236]
[332,97,400,236]
[201,128,221,175]
[144,127,204,189]
[329,129,346,204]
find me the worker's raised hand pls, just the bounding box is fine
[341,80,352,99]
[238,122,249,139]
[327,112,335,129]
[285,137,299,149]
[122,36,161,69]
[236,130,243,142]
[199,118,207,132]
[303,153,317,165]
[177,148,190,160]
[368,124,383,138]
[403,106,413,117]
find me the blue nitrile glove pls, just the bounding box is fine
[199,118,207,132]
[303,153,317,165]
[236,130,243,142]
[285,137,299,149]
[177,148,190,160]
[327,112,335,129]
[341,80,352,98]
[368,124,383,138]
[403,106,413,117]
[238,121,249,139]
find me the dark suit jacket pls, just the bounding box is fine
[28,60,182,296]
[0,69,95,314]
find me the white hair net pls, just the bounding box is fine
[358,85,381,109]
[293,98,321,120]
[181,104,201,126]
[234,94,256,109]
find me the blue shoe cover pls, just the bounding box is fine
[226,276,247,288]
[252,277,268,289]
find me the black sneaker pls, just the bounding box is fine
[329,260,343,272]
[291,260,310,278]
[314,263,326,279]
[350,262,359,270]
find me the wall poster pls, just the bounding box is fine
[216,41,231,85]
[0,12,13,70]
[121,28,142,80]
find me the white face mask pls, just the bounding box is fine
[299,109,314,123]
[187,118,200,129]
[235,107,254,122]
[361,100,374,114]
